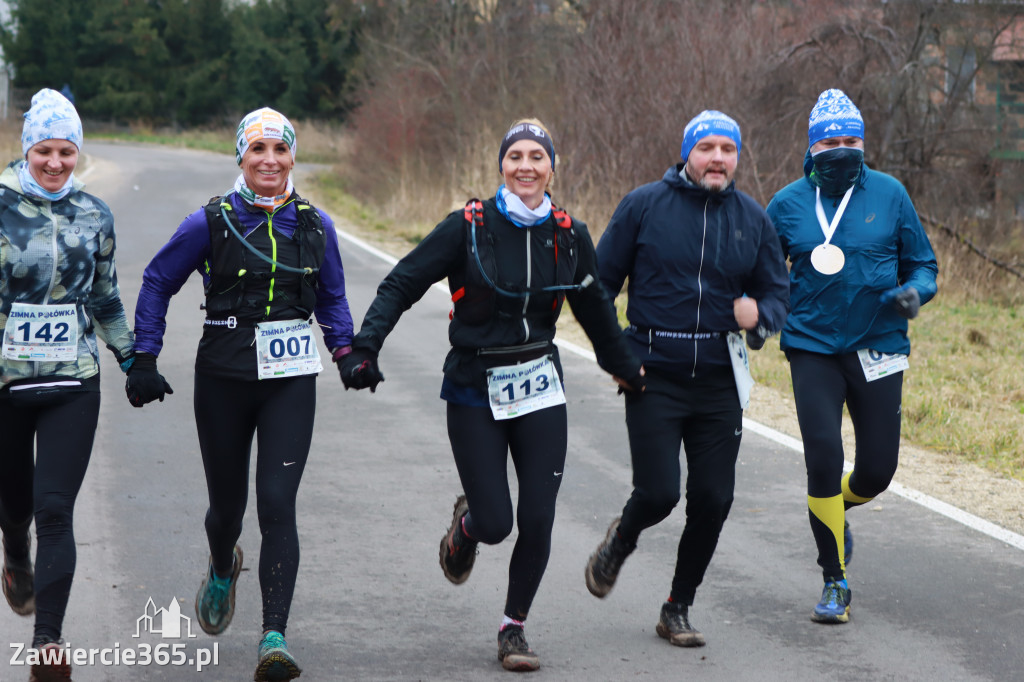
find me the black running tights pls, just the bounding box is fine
[0,390,100,644]
[193,373,315,636]
[446,403,567,622]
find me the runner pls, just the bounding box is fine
[0,88,137,682]
[766,89,937,623]
[131,107,353,680]
[583,110,790,647]
[340,119,643,672]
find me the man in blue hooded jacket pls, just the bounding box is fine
[584,110,790,647]
[766,89,937,625]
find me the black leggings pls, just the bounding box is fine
[446,403,567,622]
[0,389,100,643]
[618,369,742,606]
[789,350,903,580]
[193,373,315,635]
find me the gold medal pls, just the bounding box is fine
[810,243,845,275]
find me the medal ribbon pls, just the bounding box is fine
[814,185,854,246]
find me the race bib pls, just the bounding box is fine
[255,319,323,380]
[857,348,909,382]
[3,303,79,361]
[486,354,566,420]
[726,331,753,410]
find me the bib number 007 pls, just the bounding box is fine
[255,319,323,380]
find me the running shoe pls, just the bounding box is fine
[844,519,853,567]
[439,495,477,584]
[254,630,302,681]
[28,638,71,682]
[811,578,852,624]
[656,601,706,647]
[195,545,243,635]
[584,517,634,598]
[497,625,540,672]
[2,535,34,616]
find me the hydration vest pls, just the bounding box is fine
[450,199,578,327]
[202,196,326,320]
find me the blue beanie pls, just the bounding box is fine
[22,88,83,156]
[680,110,741,162]
[808,89,864,148]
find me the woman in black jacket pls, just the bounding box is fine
[341,119,642,672]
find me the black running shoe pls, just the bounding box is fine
[656,601,706,647]
[2,535,34,616]
[584,517,634,598]
[439,495,477,584]
[497,625,540,672]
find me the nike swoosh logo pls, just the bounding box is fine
[283,461,296,467]
[734,429,743,436]
[554,472,563,477]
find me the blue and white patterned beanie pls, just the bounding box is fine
[808,89,864,148]
[22,88,83,156]
[680,110,741,162]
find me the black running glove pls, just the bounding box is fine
[125,352,174,407]
[746,328,766,351]
[337,348,385,392]
[880,285,920,319]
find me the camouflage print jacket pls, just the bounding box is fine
[0,161,134,389]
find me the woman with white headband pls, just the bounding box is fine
[340,118,643,672]
[131,107,353,681]
[0,88,136,681]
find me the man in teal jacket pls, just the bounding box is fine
[766,89,938,625]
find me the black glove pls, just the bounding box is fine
[337,348,385,392]
[746,328,766,351]
[616,370,646,395]
[125,352,174,407]
[880,285,920,319]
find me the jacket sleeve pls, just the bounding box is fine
[133,209,211,357]
[566,221,642,380]
[312,210,354,350]
[745,212,790,335]
[87,204,135,362]
[896,191,938,306]
[352,212,464,354]
[595,192,642,299]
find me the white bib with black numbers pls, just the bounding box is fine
[857,348,909,382]
[3,303,78,361]
[486,354,566,420]
[726,331,753,410]
[255,319,323,380]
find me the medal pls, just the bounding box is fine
[812,185,854,276]
[810,243,845,275]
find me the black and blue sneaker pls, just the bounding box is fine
[195,545,243,635]
[811,578,851,624]
[254,630,302,681]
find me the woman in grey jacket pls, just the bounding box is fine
[0,88,136,681]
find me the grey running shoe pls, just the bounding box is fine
[2,535,34,616]
[656,601,706,647]
[439,495,477,584]
[254,630,302,681]
[195,545,243,635]
[497,625,540,672]
[584,517,634,598]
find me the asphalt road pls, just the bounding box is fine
[2,142,1022,682]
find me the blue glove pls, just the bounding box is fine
[880,285,920,319]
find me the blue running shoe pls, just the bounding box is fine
[195,545,242,635]
[844,519,853,567]
[811,579,851,624]
[254,630,302,681]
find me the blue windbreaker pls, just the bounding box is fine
[766,152,937,356]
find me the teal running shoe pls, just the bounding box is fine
[811,578,851,624]
[254,630,302,681]
[195,545,243,635]
[844,519,853,567]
